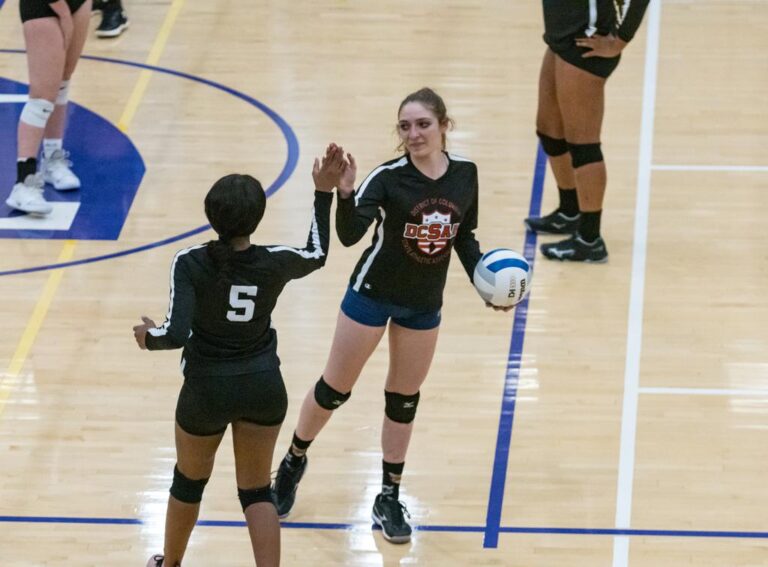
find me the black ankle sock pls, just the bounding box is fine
[16,158,36,184]
[286,432,312,465]
[579,210,602,242]
[382,460,405,500]
[557,187,579,216]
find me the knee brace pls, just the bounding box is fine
[169,465,209,504]
[55,80,70,106]
[567,142,603,169]
[314,376,351,410]
[536,131,568,157]
[384,390,420,424]
[20,98,54,128]
[238,484,273,512]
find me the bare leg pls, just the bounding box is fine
[536,48,576,189]
[381,323,439,464]
[44,0,91,140]
[232,421,282,567]
[18,19,65,159]
[162,424,224,567]
[294,311,386,442]
[554,55,607,213]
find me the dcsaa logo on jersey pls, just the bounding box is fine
[403,210,460,256]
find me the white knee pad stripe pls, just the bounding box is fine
[20,98,55,128]
[56,81,70,106]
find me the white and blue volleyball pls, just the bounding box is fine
[473,248,532,307]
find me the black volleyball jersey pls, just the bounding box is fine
[543,0,650,50]
[145,191,333,377]
[336,152,482,311]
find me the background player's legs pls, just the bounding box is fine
[232,421,281,567]
[43,0,90,142]
[42,1,91,190]
[540,55,609,261]
[163,424,224,567]
[554,56,606,223]
[526,48,580,234]
[537,49,576,190]
[7,18,66,214]
[18,19,65,159]
[293,311,386,443]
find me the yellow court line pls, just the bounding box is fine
[0,0,187,416]
[117,0,187,132]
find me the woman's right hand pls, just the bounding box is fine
[337,152,357,199]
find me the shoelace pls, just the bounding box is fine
[24,173,45,194]
[48,149,74,168]
[382,497,411,524]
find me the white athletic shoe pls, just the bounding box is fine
[5,173,52,215]
[42,149,81,191]
[145,554,164,567]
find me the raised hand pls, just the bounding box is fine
[338,152,357,199]
[313,143,345,192]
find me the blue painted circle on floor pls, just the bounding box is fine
[0,50,299,276]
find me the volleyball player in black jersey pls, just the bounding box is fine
[133,147,345,567]
[525,0,650,262]
[273,88,510,544]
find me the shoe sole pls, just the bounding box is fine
[524,220,578,235]
[276,460,307,519]
[5,197,51,216]
[541,253,609,264]
[96,21,130,37]
[371,511,411,544]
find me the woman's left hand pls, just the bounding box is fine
[485,302,515,313]
[133,316,156,350]
[575,34,627,58]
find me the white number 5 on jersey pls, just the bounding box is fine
[227,285,259,322]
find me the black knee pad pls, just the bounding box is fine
[567,142,603,168]
[384,390,420,424]
[314,376,351,410]
[536,131,568,157]
[170,465,209,504]
[238,484,274,512]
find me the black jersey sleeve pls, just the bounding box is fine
[616,0,651,43]
[453,170,482,282]
[336,168,387,246]
[146,250,196,350]
[266,191,332,280]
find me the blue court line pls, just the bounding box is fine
[2,516,767,540]
[0,49,299,277]
[482,144,547,548]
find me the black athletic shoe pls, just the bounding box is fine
[272,454,307,518]
[96,5,129,38]
[524,209,581,234]
[372,493,412,544]
[540,234,608,263]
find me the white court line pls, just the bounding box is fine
[613,1,662,566]
[0,94,28,103]
[653,164,768,172]
[640,387,768,397]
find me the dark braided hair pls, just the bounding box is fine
[204,174,266,284]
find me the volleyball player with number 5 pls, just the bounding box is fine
[132,145,346,567]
